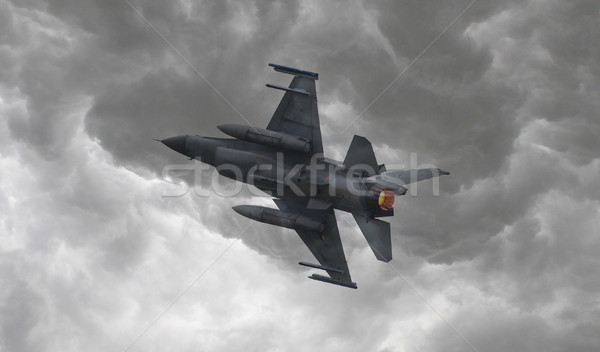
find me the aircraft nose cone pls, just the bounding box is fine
[161,135,188,155]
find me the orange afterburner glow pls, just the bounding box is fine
[378,190,395,210]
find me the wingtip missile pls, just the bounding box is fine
[268,63,319,80]
[309,274,357,289]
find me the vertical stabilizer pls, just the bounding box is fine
[343,135,379,176]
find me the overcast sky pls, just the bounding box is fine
[1,0,600,351]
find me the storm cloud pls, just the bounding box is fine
[1,0,599,351]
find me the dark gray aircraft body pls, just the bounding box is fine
[162,63,449,289]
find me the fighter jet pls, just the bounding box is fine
[161,63,449,289]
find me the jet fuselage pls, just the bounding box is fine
[162,134,395,216]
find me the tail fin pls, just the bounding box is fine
[343,135,379,176]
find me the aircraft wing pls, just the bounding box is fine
[266,63,324,156]
[273,197,356,289]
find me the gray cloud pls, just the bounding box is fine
[1,0,600,351]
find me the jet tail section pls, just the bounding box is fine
[352,211,392,262]
[343,135,379,176]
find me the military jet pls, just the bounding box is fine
[161,63,449,289]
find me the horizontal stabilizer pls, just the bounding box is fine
[309,274,357,289]
[352,212,392,262]
[268,63,319,80]
[299,262,344,274]
[383,168,450,186]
